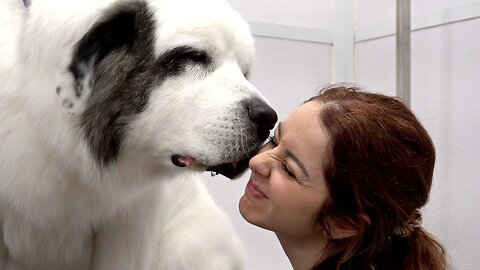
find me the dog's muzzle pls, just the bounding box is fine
[172,99,277,179]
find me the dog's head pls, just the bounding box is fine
[56,0,277,179]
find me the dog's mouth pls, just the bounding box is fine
[171,153,253,179]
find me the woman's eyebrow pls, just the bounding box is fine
[286,150,310,178]
[278,122,310,178]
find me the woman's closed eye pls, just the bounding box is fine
[282,162,296,179]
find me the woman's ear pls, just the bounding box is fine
[322,215,370,240]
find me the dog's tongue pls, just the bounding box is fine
[171,155,196,167]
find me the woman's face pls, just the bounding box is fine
[239,101,331,239]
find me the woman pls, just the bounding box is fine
[239,84,449,270]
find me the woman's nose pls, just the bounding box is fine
[249,150,271,178]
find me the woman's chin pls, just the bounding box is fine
[239,195,271,230]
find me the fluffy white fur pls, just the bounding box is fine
[0,0,268,269]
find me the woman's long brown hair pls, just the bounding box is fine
[309,84,449,270]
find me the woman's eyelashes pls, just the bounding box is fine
[282,162,297,179]
[268,136,297,180]
[268,135,278,146]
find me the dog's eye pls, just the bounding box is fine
[185,50,208,63]
[171,47,209,65]
[161,46,211,76]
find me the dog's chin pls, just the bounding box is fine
[170,151,255,179]
[205,159,250,179]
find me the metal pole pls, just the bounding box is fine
[396,0,411,107]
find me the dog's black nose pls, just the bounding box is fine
[245,98,278,139]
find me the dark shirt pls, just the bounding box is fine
[314,253,374,270]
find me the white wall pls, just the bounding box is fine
[202,1,480,269]
[356,0,479,28]
[227,0,332,29]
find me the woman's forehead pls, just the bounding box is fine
[280,102,329,175]
[283,102,323,130]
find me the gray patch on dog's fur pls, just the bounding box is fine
[68,1,214,166]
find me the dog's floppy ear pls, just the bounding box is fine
[56,1,147,117]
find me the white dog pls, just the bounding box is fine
[0,0,278,269]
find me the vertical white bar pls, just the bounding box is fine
[333,0,355,82]
[396,0,411,107]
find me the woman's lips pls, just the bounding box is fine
[246,180,269,199]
